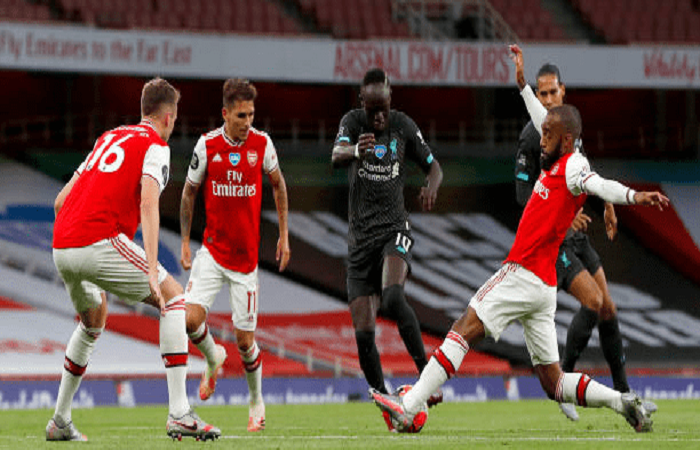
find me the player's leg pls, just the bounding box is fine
[591,267,631,392]
[381,255,428,374]
[371,306,483,431]
[534,363,652,432]
[349,294,386,393]
[559,240,603,374]
[103,235,219,439]
[236,328,265,431]
[184,247,228,400]
[228,268,265,432]
[372,263,524,427]
[348,248,387,393]
[524,286,653,433]
[49,248,106,441]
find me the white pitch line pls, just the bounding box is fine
[206,435,700,443]
[221,435,360,440]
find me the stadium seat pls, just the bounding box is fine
[569,0,700,44]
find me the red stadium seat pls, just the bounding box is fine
[568,0,700,44]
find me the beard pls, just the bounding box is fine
[540,142,561,172]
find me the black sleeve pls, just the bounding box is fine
[401,113,435,173]
[514,122,541,207]
[334,111,361,146]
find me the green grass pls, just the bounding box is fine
[1,400,697,449]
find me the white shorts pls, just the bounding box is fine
[469,262,559,366]
[185,246,259,332]
[53,234,168,312]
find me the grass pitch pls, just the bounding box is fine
[0,400,697,449]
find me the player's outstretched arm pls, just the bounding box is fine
[269,168,290,272]
[179,180,200,271]
[141,175,165,314]
[419,158,443,211]
[331,133,375,167]
[54,172,80,217]
[632,191,670,210]
[576,170,669,210]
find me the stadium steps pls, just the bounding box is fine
[274,0,322,34]
[107,313,318,377]
[540,0,601,42]
[207,311,513,377]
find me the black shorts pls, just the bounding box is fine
[346,230,413,301]
[556,231,602,291]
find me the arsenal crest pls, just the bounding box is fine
[229,153,241,166]
[247,151,258,167]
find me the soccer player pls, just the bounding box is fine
[49,78,220,441]
[371,59,668,434]
[331,68,444,414]
[180,78,290,433]
[512,47,656,421]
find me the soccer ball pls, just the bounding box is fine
[392,385,428,433]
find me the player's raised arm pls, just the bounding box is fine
[510,44,547,135]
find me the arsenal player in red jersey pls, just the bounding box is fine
[49,78,220,441]
[370,47,669,434]
[180,79,289,432]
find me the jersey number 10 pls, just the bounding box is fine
[395,232,413,254]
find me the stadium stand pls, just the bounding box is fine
[0,0,305,35]
[0,0,51,23]
[7,0,700,45]
[296,0,411,38]
[472,0,567,41]
[572,0,700,43]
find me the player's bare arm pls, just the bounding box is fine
[54,172,80,216]
[179,180,200,271]
[633,191,669,210]
[141,175,165,314]
[570,208,592,233]
[331,133,375,167]
[269,168,290,272]
[419,159,443,212]
[509,44,527,91]
[576,169,669,211]
[604,202,618,240]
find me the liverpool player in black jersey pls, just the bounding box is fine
[331,68,443,414]
[512,46,656,421]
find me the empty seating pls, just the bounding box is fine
[572,0,700,43]
[53,0,303,35]
[296,0,412,39]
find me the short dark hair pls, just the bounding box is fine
[362,68,389,87]
[223,78,257,108]
[141,78,180,117]
[549,104,582,140]
[537,63,562,84]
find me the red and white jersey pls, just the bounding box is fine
[53,121,170,249]
[187,126,279,274]
[505,151,589,286]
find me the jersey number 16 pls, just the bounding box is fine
[85,133,133,174]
